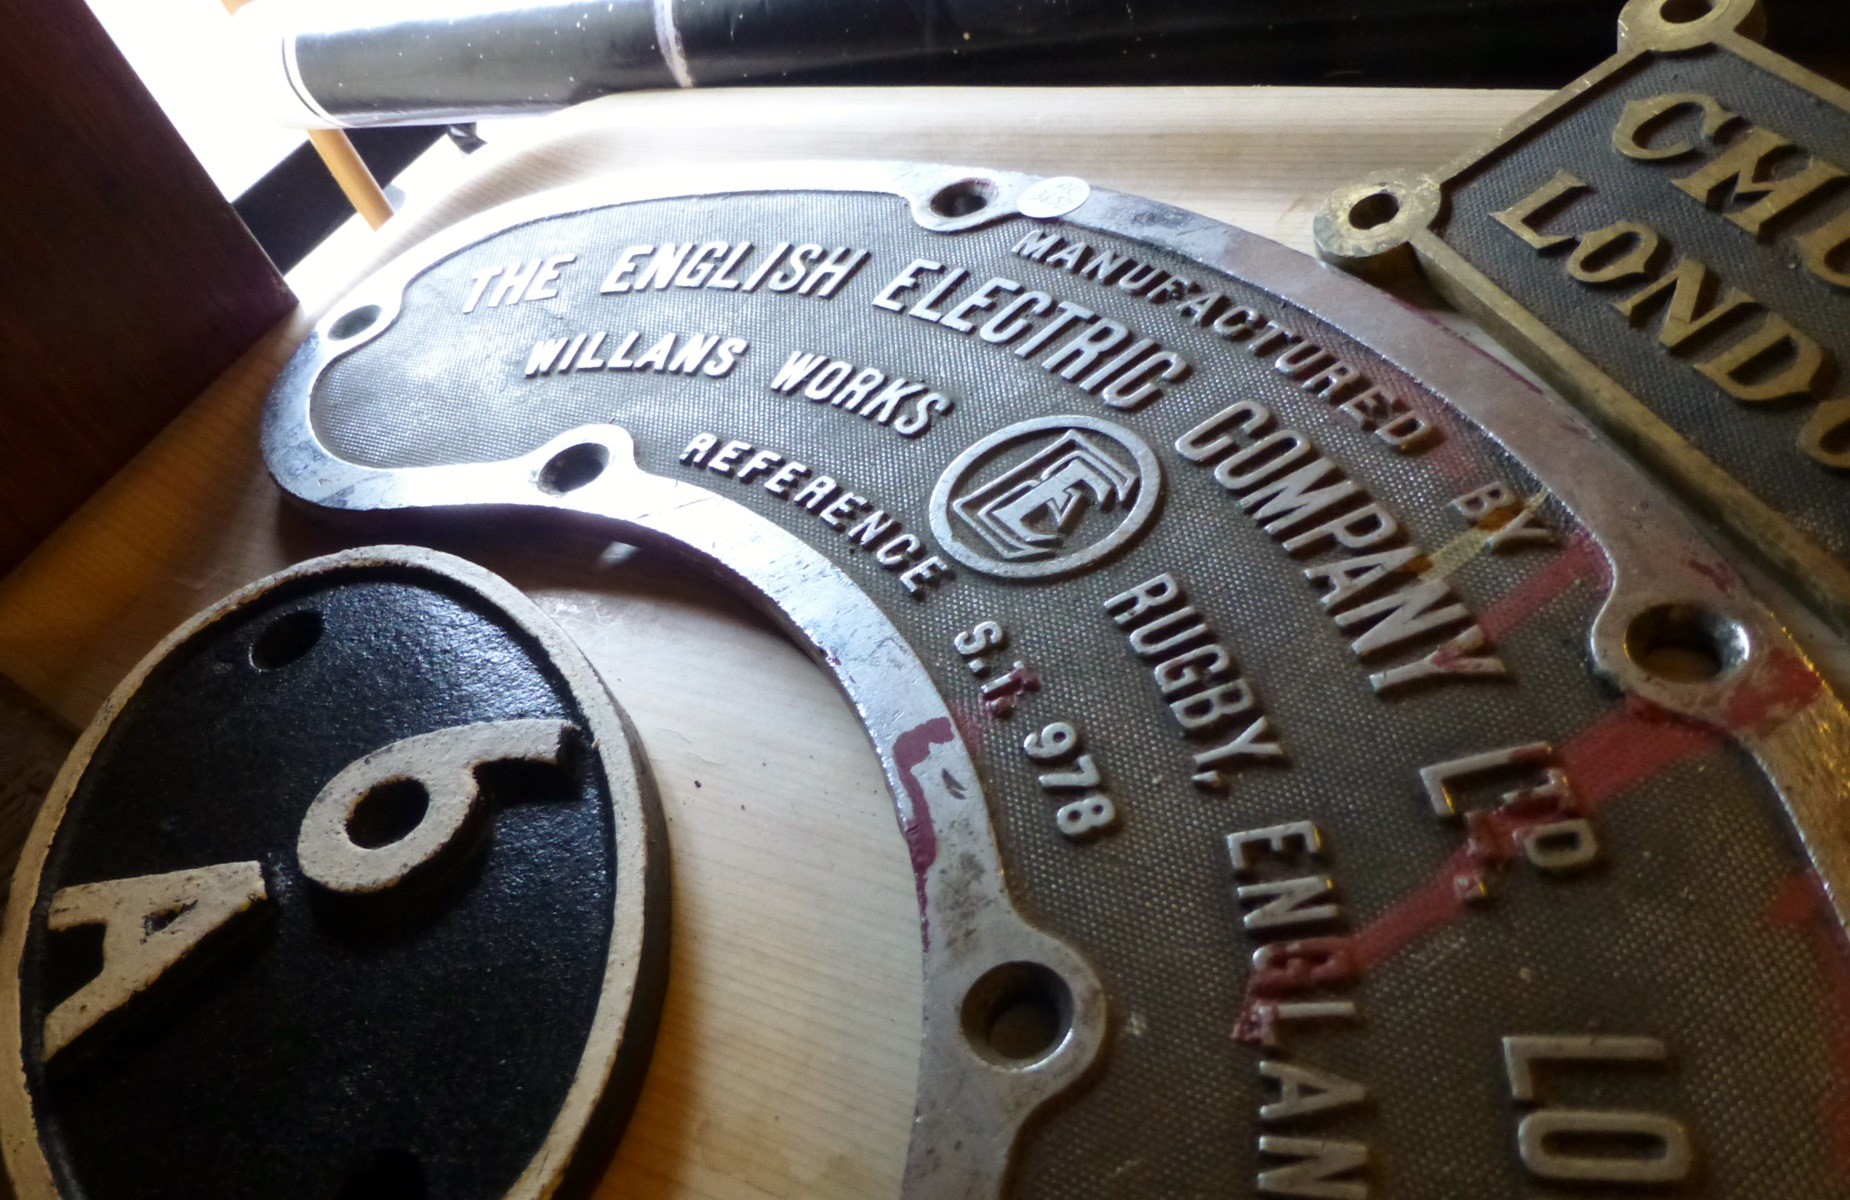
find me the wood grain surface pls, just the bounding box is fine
[0,86,1543,1199]
[0,0,292,573]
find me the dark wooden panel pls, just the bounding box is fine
[0,0,294,572]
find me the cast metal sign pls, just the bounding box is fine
[1317,0,1850,637]
[262,162,1850,1197]
[0,548,667,1200]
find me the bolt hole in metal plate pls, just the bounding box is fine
[1316,0,1850,640]
[0,547,668,1200]
[258,161,1850,1198]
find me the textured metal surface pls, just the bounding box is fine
[0,547,668,1200]
[267,162,1850,1198]
[1317,0,1850,639]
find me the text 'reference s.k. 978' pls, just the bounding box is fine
[264,161,1850,1200]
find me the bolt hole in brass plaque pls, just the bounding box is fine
[329,304,384,341]
[962,961,1074,1068]
[1624,602,1751,682]
[537,441,611,494]
[233,161,1850,1198]
[930,178,998,220]
[1661,0,1718,22]
[1318,0,1850,643]
[1348,191,1402,231]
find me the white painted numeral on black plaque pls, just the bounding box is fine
[40,719,578,1061]
[296,719,573,895]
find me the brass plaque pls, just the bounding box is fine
[260,163,1850,1198]
[1316,0,1850,634]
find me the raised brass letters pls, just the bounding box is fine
[1317,0,1850,635]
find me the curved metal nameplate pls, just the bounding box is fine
[268,162,1850,1197]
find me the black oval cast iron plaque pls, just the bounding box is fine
[0,546,667,1200]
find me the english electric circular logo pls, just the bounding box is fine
[929,415,1163,581]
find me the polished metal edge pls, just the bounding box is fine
[264,159,1850,1199]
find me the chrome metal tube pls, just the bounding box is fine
[237,0,1847,128]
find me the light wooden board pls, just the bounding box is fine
[0,85,1544,1199]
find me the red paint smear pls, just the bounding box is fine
[1241,700,1723,1034]
[1724,645,1825,734]
[1768,873,1850,1171]
[1234,538,1617,1037]
[893,716,955,949]
[1479,528,1607,641]
[1768,873,1821,927]
[1335,530,1613,972]
[1328,644,1821,985]
[981,665,1041,718]
[1683,551,1739,597]
[1232,497,1838,1047]
[1353,703,1718,968]
[1560,700,1722,808]
[945,700,987,756]
[1247,529,1834,995]
[1344,869,1467,976]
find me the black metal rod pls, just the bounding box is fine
[248,0,1848,127]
